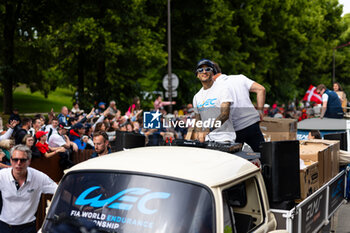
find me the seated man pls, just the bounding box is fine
[49,123,78,152]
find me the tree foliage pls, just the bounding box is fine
[0,0,349,113]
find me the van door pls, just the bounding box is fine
[222,176,268,233]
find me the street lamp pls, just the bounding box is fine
[332,41,350,84]
[167,0,173,114]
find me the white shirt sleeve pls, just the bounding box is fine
[40,172,58,194]
[193,95,199,114]
[218,84,234,104]
[244,76,255,90]
[48,134,66,147]
[322,93,329,102]
[92,115,105,131]
[0,128,14,141]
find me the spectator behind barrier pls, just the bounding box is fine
[35,131,66,158]
[0,139,14,168]
[22,134,41,159]
[69,123,86,150]
[91,131,111,158]
[14,117,32,145]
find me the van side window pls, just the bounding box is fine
[223,177,264,233]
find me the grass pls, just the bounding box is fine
[0,85,74,114]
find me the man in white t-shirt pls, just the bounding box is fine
[0,145,57,232]
[48,123,78,152]
[44,117,59,140]
[212,62,265,152]
[192,59,236,143]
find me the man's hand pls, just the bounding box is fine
[103,107,110,117]
[71,142,78,152]
[7,120,19,129]
[136,110,143,117]
[58,147,67,153]
[87,108,95,118]
[198,130,208,143]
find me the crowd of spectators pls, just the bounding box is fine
[0,97,197,169]
[262,100,341,122]
[0,91,349,169]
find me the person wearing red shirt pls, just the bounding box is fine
[35,131,65,158]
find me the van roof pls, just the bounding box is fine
[67,146,259,187]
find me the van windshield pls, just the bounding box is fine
[42,171,214,233]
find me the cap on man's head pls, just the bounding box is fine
[84,123,92,129]
[74,123,84,129]
[195,59,217,74]
[35,131,48,139]
[59,123,71,130]
[98,102,106,107]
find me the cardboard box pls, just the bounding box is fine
[300,160,319,199]
[263,131,297,142]
[302,139,340,178]
[307,139,340,177]
[260,117,297,132]
[260,117,297,141]
[300,141,332,185]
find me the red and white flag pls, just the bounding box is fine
[302,85,322,104]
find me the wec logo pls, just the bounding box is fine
[197,98,217,108]
[75,187,170,215]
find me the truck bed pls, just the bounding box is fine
[271,168,348,233]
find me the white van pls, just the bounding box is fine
[40,146,292,232]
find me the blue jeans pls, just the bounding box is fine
[0,220,36,233]
[235,122,265,152]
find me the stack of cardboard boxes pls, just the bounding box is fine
[259,117,340,200]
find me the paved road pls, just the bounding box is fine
[319,201,350,233]
[336,201,350,233]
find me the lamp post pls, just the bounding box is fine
[167,0,173,114]
[332,41,350,84]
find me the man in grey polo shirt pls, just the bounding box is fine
[0,145,57,233]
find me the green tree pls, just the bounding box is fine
[42,0,167,111]
[0,0,62,113]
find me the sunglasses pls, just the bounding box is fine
[197,67,213,73]
[11,158,28,163]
